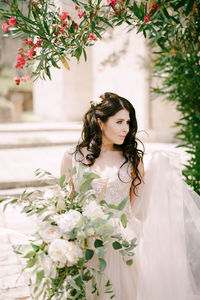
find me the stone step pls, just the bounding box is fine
[0,145,71,191]
[0,122,82,149]
[0,122,82,132]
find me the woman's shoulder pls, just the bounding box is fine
[60,146,76,176]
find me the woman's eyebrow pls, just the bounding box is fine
[116,118,130,121]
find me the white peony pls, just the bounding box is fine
[83,201,107,221]
[48,239,83,267]
[65,241,83,266]
[38,222,61,243]
[57,210,82,233]
[48,239,69,267]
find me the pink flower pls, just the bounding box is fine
[78,12,84,18]
[14,77,20,85]
[24,38,33,45]
[30,45,36,51]
[89,33,97,41]
[2,23,9,32]
[144,15,149,23]
[107,0,117,6]
[75,22,78,30]
[8,17,16,26]
[36,39,42,47]
[15,56,26,69]
[61,12,68,21]
[21,75,29,83]
[26,50,33,59]
[151,4,157,10]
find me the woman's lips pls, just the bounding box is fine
[119,135,126,139]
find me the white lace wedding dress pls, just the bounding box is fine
[72,151,200,300]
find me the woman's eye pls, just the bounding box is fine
[116,121,122,124]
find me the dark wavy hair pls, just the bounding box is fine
[74,92,145,195]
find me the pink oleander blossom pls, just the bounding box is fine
[15,56,26,69]
[26,50,33,59]
[61,12,68,20]
[78,12,84,18]
[89,33,97,41]
[2,23,9,32]
[24,38,33,45]
[107,0,117,6]
[21,75,29,83]
[14,77,20,85]
[8,17,16,26]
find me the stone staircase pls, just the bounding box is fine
[0,122,82,198]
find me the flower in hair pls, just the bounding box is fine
[90,97,102,108]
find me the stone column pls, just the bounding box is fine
[33,0,93,122]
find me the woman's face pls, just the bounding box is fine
[99,109,130,146]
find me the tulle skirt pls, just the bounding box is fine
[101,151,200,300]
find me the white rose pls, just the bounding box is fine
[48,239,83,267]
[38,222,61,243]
[57,210,82,233]
[65,241,83,266]
[83,201,107,221]
[48,239,68,267]
[44,189,55,200]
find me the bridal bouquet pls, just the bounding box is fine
[1,164,137,300]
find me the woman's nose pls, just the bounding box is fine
[122,123,129,133]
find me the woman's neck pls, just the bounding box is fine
[101,143,114,153]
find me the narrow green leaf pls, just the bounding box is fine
[59,174,66,188]
[98,257,107,271]
[120,213,127,228]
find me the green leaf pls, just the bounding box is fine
[94,239,103,248]
[31,244,40,252]
[185,0,195,16]
[75,46,82,60]
[126,259,133,265]
[98,257,107,271]
[85,249,94,260]
[23,251,36,258]
[34,269,44,292]
[83,48,87,61]
[59,174,66,188]
[96,223,115,236]
[118,197,129,210]
[96,246,106,257]
[112,241,122,250]
[120,213,127,228]
[26,256,37,268]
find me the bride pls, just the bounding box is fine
[61,92,200,300]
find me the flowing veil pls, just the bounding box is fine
[131,151,200,300]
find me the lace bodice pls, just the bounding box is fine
[72,152,133,214]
